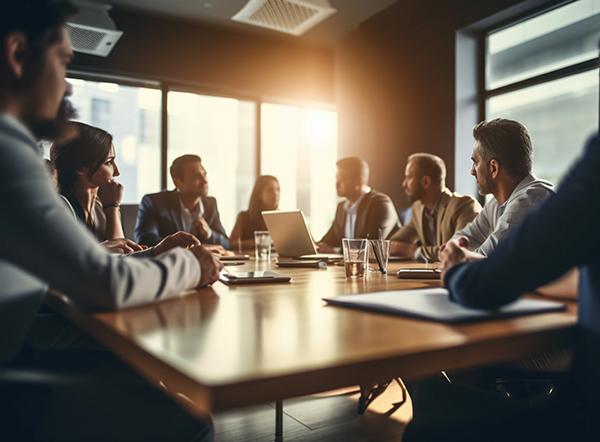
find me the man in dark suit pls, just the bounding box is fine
[135,155,230,249]
[317,157,400,251]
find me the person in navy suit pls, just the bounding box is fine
[135,154,230,249]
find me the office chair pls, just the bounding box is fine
[120,203,139,240]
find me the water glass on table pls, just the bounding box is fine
[254,231,271,261]
[342,238,368,278]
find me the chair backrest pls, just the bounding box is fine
[120,204,139,241]
[0,262,45,366]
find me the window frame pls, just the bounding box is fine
[67,69,336,192]
[481,0,600,108]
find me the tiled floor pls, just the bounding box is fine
[214,381,412,441]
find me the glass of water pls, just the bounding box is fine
[342,238,368,278]
[254,231,271,261]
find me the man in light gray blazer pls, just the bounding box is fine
[0,2,218,440]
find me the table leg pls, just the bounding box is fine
[275,399,283,441]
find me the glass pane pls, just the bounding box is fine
[487,69,599,186]
[261,103,338,240]
[487,0,600,89]
[67,78,162,204]
[167,91,256,233]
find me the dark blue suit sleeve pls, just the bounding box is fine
[446,134,600,309]
[134,195,161,247]
[206,199,230,249]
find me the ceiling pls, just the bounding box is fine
[85,0,398,47]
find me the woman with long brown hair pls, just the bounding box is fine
[230,175,280,251]
[51,121,198,254]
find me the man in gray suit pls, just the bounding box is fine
[0,2,219,440]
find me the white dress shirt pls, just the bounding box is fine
[343,190,369,239]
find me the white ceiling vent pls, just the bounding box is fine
[232,0,336,36]
[67,2,123,57]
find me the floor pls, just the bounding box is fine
[214,381,412,442]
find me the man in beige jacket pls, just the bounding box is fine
[390,153,481,261]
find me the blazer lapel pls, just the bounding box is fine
[435,189,452,244]
[354,191,372,237]
[201,197,214,225]
[335,202,346,239]
[168,191,185,232]
[412,203,425,244]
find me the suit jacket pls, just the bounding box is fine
[0,113,202,325]
[319,190,400,247]
[135,190,230,248]
[391,188,481,261]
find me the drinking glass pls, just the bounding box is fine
[342,238,368,278]
[254,231,271,261]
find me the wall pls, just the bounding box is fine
[335,0,538,209]
[72,8,335,104]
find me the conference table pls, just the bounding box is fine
[46,259,576,438]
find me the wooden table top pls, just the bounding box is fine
[47,259,577,418]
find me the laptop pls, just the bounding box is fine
[262,210,343,260]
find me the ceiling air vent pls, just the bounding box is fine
[232,0,336,36]
[67,2,122,57]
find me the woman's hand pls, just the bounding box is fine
[97,180,123,207]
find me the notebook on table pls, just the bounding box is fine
[323,288,565,323]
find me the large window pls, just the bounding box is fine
[485,0,599,185]
[65,76,338,239]
[68,78,162,204]
[167,91,256,232]
[261,103,338,240]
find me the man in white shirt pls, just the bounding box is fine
[448,118,554,261]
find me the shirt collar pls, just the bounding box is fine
[498,174,537,209]
[178,192,204,217]
[344,188,371,212]
[424,191,445,216]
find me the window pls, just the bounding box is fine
[68,78,162,204]
[260,103,338,240]
[167,91,256,232]
[485,0,599,185]
[65,74,338,241]
[90,98,111,129]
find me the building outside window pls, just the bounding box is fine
[485,0,599,186]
